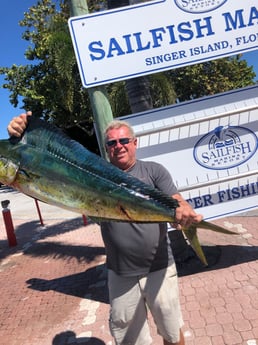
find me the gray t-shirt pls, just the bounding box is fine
[101,160,178,277]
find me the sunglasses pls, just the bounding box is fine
[106,137,133,147]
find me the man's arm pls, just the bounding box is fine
[172,193,203,230]
[151,161,202,229]
[7,111,32,137]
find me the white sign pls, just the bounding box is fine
[68,0,258,87]
[119,85,258,220]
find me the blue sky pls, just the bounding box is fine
[0,1,258,139]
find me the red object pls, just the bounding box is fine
[34,199,44,226]
[82,214,88,225]
[2,208,17,247]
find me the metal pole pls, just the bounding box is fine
[69,0,114,159]
[34,199,44,226]
[69,0,89,16]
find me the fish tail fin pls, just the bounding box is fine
[197,220,238,235]
[183,226,208,266]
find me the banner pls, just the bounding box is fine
[69,0,258,87]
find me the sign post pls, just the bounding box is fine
[69,0,114,158]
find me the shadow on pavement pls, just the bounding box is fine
[24,242,258,304]
[0,218,101,262]
[25,241,106,263]
[176,244,258,276]
[1,215,257,304]
[26,263,109,304]
[52,330,105,345]
[0,186,18,194]
[18,217,89,240]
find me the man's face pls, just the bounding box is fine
[105,126,137,171]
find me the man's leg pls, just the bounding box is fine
[163,329,185,345]
[142,264,184,344]
[108,270,152,345]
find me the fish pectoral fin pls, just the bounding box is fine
[19,169,31,179]
[88,216,103,224]
[18,169,42,182]
[183,226,208,267]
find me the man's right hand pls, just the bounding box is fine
[7,111,32,137]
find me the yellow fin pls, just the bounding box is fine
[183,226,208,266]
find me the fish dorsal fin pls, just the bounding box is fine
[16,116,92,166]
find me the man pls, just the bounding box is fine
[8,112,202,345]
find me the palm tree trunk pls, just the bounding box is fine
[107,0,153,113]
[125,76,153,113]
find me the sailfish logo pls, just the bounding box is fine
[209,125,240,150]
[174,0,228,14]
[193,125,257,170]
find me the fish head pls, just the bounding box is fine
[0,157,18,185]
[0,140,19,185]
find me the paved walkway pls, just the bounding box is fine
[0,187,257,345]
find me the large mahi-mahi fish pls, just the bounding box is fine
[0,117,237,265]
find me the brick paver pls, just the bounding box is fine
[0,189,257,345]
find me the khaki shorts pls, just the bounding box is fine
[108,263,184,345]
